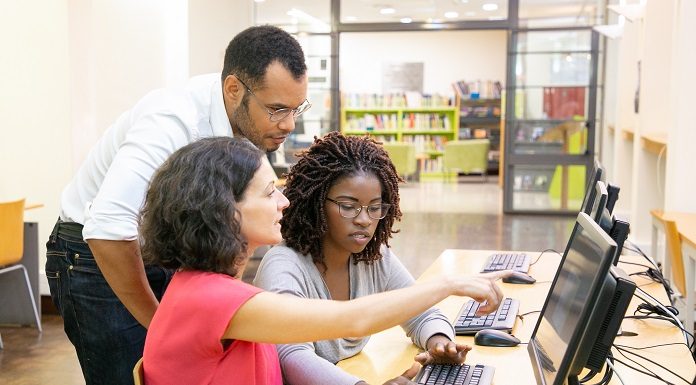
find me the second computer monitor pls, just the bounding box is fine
[527,212,618,385]
[580,159,605,216]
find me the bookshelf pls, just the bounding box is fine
[459,98,502,174]
[341,93,459,179]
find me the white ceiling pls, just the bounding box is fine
[254,0,604,27]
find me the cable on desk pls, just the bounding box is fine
[578,351,613,385]
[605,358,626,385]
[529,248,561,266]
[633,288,694,353]
[620,252,675,305]
[611,356,678,385]
[614,344,691,385]
[624,240,675,299]
[623,315,695,353]
[615,342,692,352]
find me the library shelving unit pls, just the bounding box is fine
[459,98,502,174]
[340,93,459,180]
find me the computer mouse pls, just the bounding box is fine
[474,329,521,347]
[502,271,536,284]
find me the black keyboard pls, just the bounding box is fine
[481,252,530,273]
[414,363,494,385]
[454,298,520,335]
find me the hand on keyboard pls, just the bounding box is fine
[415,336,472,365]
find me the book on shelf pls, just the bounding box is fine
[343,92,455,109]
[451,79,503,100]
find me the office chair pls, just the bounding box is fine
[382,142,417,181]
[443,139,490,182]
[133,357,145,385]
[0,198,42,349]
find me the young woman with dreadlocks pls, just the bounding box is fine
[254,132,495,385]
[141,136,509,385]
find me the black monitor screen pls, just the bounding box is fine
[528,212,617,385]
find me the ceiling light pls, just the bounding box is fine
[482,3,498,11]
[400,17,413,23]
[465,11,476,17]
[380,7,396,15]
[432,18,443,23]
[253,0,265,2]
[345,15,358,21]
[445,11,459,18]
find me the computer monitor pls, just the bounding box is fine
[580,159,605,216]
[588,181,608,224]
[527,212,636,385]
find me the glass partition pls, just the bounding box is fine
[504,27,600,213]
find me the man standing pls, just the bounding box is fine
[46,25,310,385]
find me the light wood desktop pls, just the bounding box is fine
[338,249,695,385]
[651,210,696,334]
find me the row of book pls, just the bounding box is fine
[419,157,445,173]
[461,105,501,118]
[452,79,503,100]
[401,135,448,152]
[344,113,452,131]
[343,92,455,108]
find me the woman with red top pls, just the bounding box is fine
[140,137,508,385]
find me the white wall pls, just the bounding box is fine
[1,0,252,295]
[0,1,72,296]
[189,0,253,76]
[603,0,696,247]
[339,30,507,96]
[664,0,696,213]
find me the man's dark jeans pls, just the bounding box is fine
[46,219,173,385]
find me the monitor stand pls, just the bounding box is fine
[568,375,580,385]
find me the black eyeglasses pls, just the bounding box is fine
[236,76,311,122]
[326,198,391,220]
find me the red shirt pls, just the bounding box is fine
[144,270,282,385]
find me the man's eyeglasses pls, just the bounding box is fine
[326,198,391,220]
[236,76,311,122]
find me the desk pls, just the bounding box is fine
[338,249,695,384]
[651,210,696,331]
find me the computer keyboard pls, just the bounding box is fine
[414,363,494,385]
[481,252,530,273]
[454,298,520,335]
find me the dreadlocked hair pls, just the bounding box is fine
[281,131,403,267]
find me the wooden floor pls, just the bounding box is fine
[0,181,579,384]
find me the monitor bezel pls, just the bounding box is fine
[589,181,608,224]
[580,159,604,216]
[527,212,618,385]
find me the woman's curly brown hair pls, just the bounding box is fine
[281,132,403,266]
[139,137,265,277]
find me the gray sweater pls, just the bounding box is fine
[253,243,455,385]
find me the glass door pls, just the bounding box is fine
[503,28,600,213]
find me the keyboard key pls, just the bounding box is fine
[455,298,520,335]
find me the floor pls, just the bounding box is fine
[0,180,575,385]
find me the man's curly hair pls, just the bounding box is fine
[139,137,265,277]
[281,132,403,266]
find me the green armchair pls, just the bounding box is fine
[382,142,417,180]
[443,139,490,182]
